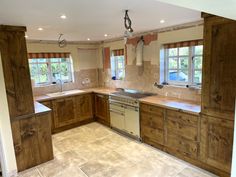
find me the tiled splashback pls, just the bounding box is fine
[32,68,99,96]
[98,61,201,102]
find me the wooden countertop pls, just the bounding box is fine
[34,87,200,115]
[139,95,201,115]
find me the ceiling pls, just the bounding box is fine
[0,0,201,41]
[155,0,236,21]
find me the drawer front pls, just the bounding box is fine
[167,133,198,159]
[167,110,198,127]
[141,126,164,145]
[141,103,164,116]
[166,119,198,141]
[141,112,164,130]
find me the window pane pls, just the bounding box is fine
[61,58,67,62]
[38,64,49,83]
[51,63,61,81]
[51,58,59,62]
[60,63,70,80]
[168,48,177,56]
[194,45,203,55]
[168,58,178,69]
[178,70,188,82]
[194,56,202,69]
[179,57,188,69]
[179,47,189,56]
[29,64,39,83]
[168,70,178,81]
[38,58,47,63]
[29,59,37,63]
[194,70,202,84]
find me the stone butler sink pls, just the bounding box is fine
[46,89,85,97]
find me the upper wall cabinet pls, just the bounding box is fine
[201,15,236,120]
[0,25,34,119]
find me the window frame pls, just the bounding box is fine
[29,57,73,86]
[164,45,203,86]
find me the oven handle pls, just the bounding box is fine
[110,109,125,116]
[109,101,124,108]
[124,105,139,112]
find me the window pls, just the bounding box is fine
[165,44,203,85]
[111,49,125,80]
[28,53,73,85]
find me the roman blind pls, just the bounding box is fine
[28,52,70,59]
[103,47,111,69]
[163,39,203,49]
[112,49,124,56]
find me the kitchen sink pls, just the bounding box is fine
[46,89,85,97]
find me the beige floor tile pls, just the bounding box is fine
[18,168,42,177]
[176,167,217,177]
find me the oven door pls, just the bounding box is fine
[110,105,125,131]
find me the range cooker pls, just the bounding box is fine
[109,89,154,140]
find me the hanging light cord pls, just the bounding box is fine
[124,10,133,32]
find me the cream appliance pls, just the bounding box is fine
[109,89,154,140]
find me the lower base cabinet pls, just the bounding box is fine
[200,115,234,174]
[11,113,53,172]
[140,103,232,177]
[94,94,110,126]
[40,93,94,133]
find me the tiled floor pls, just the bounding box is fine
[18,122,217,177]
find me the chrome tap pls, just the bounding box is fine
[57,79,63,92]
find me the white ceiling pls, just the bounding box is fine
[0,0,201,41]
[155,0,236,21]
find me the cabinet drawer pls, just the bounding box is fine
[167,133,198,159]
[167,110,198,127]
[141,112,164,130]
[140,103,164,116]
[166,119,198,141]
[141,126,164,145]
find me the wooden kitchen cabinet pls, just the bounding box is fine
[75,94,93,122]
[52,97,76,128]
[201,14,236,120]
[95,94,110,126]
[0,25,34,119]
[200,115,234,174]
[40,101,55,132]
[140,103,165,148]
[11,113,53,172]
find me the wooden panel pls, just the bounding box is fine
[141,112,164,130]
[140,103,164,116]
[201,16,236,119]
[75,94,93,121]
[166,119,198,142]
[166,110,198,127]
[103,47,110,69]
[166,133,198,159]
[36,113,53,163]
[200,115,234,173]
[95,94,110,126]
[0,27,34,119]
[52,97,75,128]
[40,101,55,132]
[141,126,164,145]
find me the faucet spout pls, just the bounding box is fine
[57,79,63,92]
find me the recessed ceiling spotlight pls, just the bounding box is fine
[104,34,108,37]
[160,19,165,24]
[60,15,67,19]
[87,38,90,41]
[38,27,43,31]
[25,35,28,38]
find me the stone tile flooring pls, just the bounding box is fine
[18,122,217,177]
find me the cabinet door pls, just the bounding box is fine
[52,97,75,128]
[36,113,53,163]
[200,115,234,173]
[95,94,109,124]
[201,16,236,119]
[40,101,55,132]
[75,94,93,121]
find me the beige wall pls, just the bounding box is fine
[27,42,100,71]
[98,25,203,102]
[0,54,17,176]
